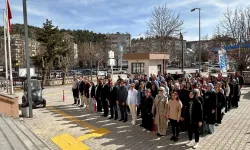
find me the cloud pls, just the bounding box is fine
[61,0,106,5]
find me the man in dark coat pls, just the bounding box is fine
[95,79,103,112]
[117,79,128,122]
[79,78,85,107]
[109,81,119,120]
[101,79,111,117]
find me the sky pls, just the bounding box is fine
[1,0,250,41]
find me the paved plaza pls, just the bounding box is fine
[17,85,250,150]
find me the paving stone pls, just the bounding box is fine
[15,85,250,150]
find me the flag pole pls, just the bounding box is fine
[23,0,33,118]
[5,0,13,94]
[2,9,9,93]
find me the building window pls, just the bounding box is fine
[131,63,144,74]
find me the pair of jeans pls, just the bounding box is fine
[208,124,215,133]
[102,99,109,116]
[169,119,180,137]
[89,98,94,111]
[109,101,118,118]
[188,124,200,142]
[96,98,102,112]
[119,103,128,120]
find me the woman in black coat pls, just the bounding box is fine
[215,84,226,124]
[203,83,217,134]
[141,89,154,131]
[185,90,203,149]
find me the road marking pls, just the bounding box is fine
[47,106,110,150]
[51,134,89,150]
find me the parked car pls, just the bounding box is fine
[209,65,221,73]
[107,68,126,74]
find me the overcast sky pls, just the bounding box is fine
[2,0,250,41]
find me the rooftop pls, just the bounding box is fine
[123,52,169,60]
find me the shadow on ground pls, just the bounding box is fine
[46,104,209,150]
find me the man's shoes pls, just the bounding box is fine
[123,120,128,123]
[78,105,83,107]
[170,136,175,141]
[173,137,179,142]
[114,117,118,120]
[103,114,108,117]
[72,103,76,105]
[109,116,114,119]
[119,118,124,121]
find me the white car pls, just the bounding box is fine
[209,65,221,72]
[108,68,126,74]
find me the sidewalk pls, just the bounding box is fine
[19,85,250,150]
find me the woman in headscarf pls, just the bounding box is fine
[185,90,203,149]
[203,83,217,134]
[194,88,204,135]
[215,82,226,124]
[152,87,169,137]
[141,89,154,132]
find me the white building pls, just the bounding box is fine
[124,53,169,76]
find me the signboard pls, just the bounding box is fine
[19,68,35,77]
[108,59,115,66]
[120,45,123,52]
[108,50,114,59]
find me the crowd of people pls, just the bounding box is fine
[71,71,245,149]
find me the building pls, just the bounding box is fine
[106,33,131,68]
[123,53,169,76]
[10,34,40,68]
[131,37,186,63]
[106,32,131,48]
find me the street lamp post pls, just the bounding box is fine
[191,8,201,72]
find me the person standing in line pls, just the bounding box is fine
[72,76,79,105]
[101,79,111,117]
[84,80,90,108]
[186,90,203,149]
[127,83,138,125]
[214,83,226,125]
[152,87,169,137]
[79,77,85,107]
[232,79,240,108]
[117,79,128,122]
[95,79,103,113]
[167,92,182,142]
[225,79,231,112]
[141,89,154,132]
[236,71,244,89]
[89,81,96,111]
[137,82,146,117]
[109,81,119,120]
[203,83,217,134]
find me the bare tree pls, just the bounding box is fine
[217,6,250,71]
[147,4,183,53]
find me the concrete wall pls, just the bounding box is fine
[127,59,165,76]
[0,94,19,118]
[148,60,164,75]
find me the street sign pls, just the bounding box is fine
[108,50,114,59]
[120,45,123,52]
[109,59,115,66]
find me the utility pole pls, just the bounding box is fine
[23,0,33,117]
